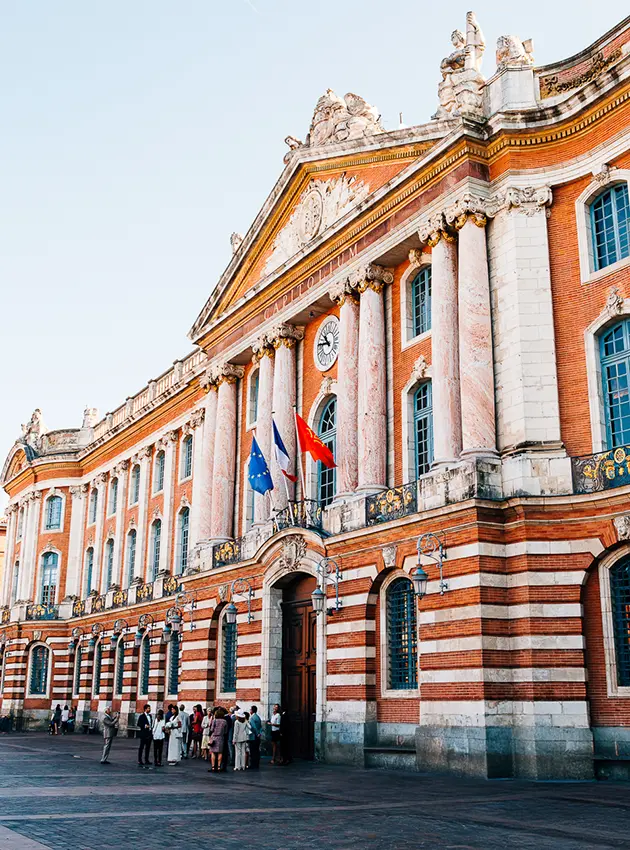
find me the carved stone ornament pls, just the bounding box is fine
[263,175,370,277]
[320,376,337,397]
[21,408,47,451]
[69,484,88,499]
[444,192,488,230]
[279,534,307,573]
[349,263,394,295]
[269,323,305,349]
[592,163,615,185]
[82,406,99,429]
[433,12,486,120]
[419,212,452,246]
[496,35,534,70]
[539,47,623,99]
[114,459,130,475]
[328,279,358,306]
[306,89,383,148]
[214,362,245,385]
[613,514,630,541]
[218,584,229,602]
[34,630,42,642]
[180,495,191,509]
[200,368,218,392]
[486,186,553,217]
[606,286,624,315]
[412,355,429,382]
[252,337,275,362]
[382,545,397,569]
[94,472,108,487]
[189,408,205,429]
[230,232,244,254]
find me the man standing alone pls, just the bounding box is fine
[137,704,153,767]
[248,705,262,769]
[100,707,119,765]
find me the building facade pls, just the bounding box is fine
[2,13,630,780]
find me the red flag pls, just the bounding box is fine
[295,412,336,468]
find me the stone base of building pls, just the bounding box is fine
[593,726,630,781]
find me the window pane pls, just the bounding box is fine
[611,557,630,687]
[178,509,190,575]
[45,496,62,530]
[151,522,161,580]
[387,579,418,690]
[168,635,180,695]
[41,553,58,606]
[93,642,102,696]
[317,398,336,507]
[85,549,94,597]
[73,646,82,695]
[29,646,49,695]
[222,619,237,693]
[592,186,630,270]
[414,383,434,477]
[126,532,136,587]
[411,267,432,337]
[105,541,115,589]
[115,641,125,694]
[140,638,150,694]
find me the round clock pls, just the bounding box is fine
[314,316,340,372]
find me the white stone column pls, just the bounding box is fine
[133,448,152,581]
[15,498,31,602]
[253,339,275,523]
[1,507,17,606]
[188,406,207,548]
[192,382,218,545]
[65,484,88,599]
[111,462,129,588]
[449,201,497,458]
[158,431,178,574]
[270,324,302,509]
[356,264,393,492]
[19,492,42,602]
[330,283,360,497]
[92,473,108,593]
[421,219,462,464]
[210,363,244,541]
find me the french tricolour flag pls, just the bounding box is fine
[273,420,298,482]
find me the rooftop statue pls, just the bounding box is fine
[433,11,486,120]
[21,408,47,450]
[230,232,244,254]
[307,89,383,148]
[496,35,535,70]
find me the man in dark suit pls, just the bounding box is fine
[137,704,153,767]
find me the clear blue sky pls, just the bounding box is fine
[1,0,626,511]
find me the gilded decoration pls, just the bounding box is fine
[92,595,106,613]
[539,48,623,99]
[112,589,128,609]
[366,483,417,526]
[1,608,10,626]
[137,583,154,603]
[572,445,630,493]
[163,575,181,596]
[72,599,85,618]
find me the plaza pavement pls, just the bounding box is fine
[0,733,628,849]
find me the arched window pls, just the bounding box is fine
[11,561,19,605]
[73,645,82,696]
[590,185,630,271]
[115,639,125,695]
[221,613,237,694]
[130,465,141,505]
[154,451,165,493]
[17,508,24,540]
[411,266,432,337]
[414,383,434,476]
[177,508,190,575]
[40,552,58,606]
[181,435,193,479]
[104,539,115,589]
[93,641,102,697]
[386,577,418,690]
[245,477,255,532]
[84,548,94,597]
[44,495,63,530]
[601,319,630,448]
[317,397,336,508]
[89,489,98,524]
[150,520,162,580]
[108,478,118,515]
[167,635,180,696]
[29,644,50,696]
[611,556,630,687]
[125,530,137,587]
[140,636,151,695]
[248,368,260,427]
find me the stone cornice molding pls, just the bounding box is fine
[351,263,394,295]
[269,323,305,349]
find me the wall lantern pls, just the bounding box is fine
[110,618,129,651]
[415,532,448,598]
[225,602,238,625]
[225,578,255,626]
[134,613,155,648]
[311,558,342,616]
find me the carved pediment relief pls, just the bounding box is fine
[263,175,370,277]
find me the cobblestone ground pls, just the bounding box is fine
[0,734,629,850]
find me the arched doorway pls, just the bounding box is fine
[281,572,317,760]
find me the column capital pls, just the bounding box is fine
[200,368,219,393]
[94,472,109,487]
[188,408,205,429]
[418,214,456,247]
[69,483,89,499]
[269,323,304,349]
[113,459,129,475]
[214,362,245,385]
[328,280,359,306]
[5,503,18,516]
[485,185,553,217]
[351,263,394,295]
[445,192,488,230]
[26,490,42,503]
[132,446,152,463]
[252,337,275,362]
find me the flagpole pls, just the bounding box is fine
[293,405,308,501]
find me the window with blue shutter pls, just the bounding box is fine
[222,616,237,693]
[411,266,432,337]
[45,495,62,530]
[181,436,193,479]
[140,637,151,694]
[601,319,630,448]
[168,635,180,696]
[93,642,102,696]
[151,521,161,580]
[89,489,98,524]
[154,452,165,493]
[40,553,58,606]
[29,645,49,696]
[414,383,434,476]
[130,466,140,505]
[611,556,630,687]
[387,578,418,690]
[109,478,118,515]
[115,640,125,695]
[591,185,630,271]
[177,508,189,575]
[104,539,115,589]
[125,531,136,587]
[73,645,82,695]
[317,398,336,508]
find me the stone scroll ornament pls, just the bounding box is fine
[433,11,486,120]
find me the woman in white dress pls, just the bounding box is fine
[166,705,183,765]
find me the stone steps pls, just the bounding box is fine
[364,745,417,772]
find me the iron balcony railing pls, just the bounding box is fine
[25,604,59,621]
[213,537,244,569]
[366,482,417,526]
[273,499,323,533]
[572,444,630,493]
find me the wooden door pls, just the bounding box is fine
[282,575,317,760]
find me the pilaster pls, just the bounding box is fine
[133,449,152,582]
[66,484,88,599]
[252,338,275,523]
[111,462,129,587]
[158,431,178,575]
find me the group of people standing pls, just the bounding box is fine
[100,702,292,769]
[49,704,76,735]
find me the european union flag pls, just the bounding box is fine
[248,436,274,495]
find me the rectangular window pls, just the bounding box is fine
[108,479,118,515]
[45,496,62,530]
[151,522,161,580]
[605,360,630,447]
[115,641,125,695]
[130,467,140,505]
[168,635,180,696]
[93,642,102,696]
[592,185,630,271]
[154,453,165,493]
[73,647,82,695]
[89,490,98,524]
[40,553,58,606]
[140,639,151,694]
[222,619,237,693]
[11,562,19,605]
[387,579,418,690]
[181,436,193,479]
[177,509,189,575]
[17,510,24,540]
[126,532,137,587]
[105,540,115,589]
[29,646,49,696]
[411,266,432,338]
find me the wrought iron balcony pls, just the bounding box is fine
[136,583,154,603]
[72,599,86,618]
[213,537,244,569]
[1,607,10,625]
[162,575,181,596]
[273,499,323,533]
[111,589,128,609]
[572,445,630,493]
[25,604,59,621]
[366,482,417,526]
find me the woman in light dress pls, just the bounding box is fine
[152,709,166,767]
[165,705,182,765]
[201,707,212,761]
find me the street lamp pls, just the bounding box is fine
[225,601,238,625]
[68,626,83,654]
[225,578,254,626]
[415,532,448,598]
[134,613,155,648]
[110,618,129,650]
[311,558,342,616]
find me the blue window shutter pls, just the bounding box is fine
[387,578,418,690]
[414,383,434,477]
[317,398,337,508]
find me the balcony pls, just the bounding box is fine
[366,483,417,526]
[273,499,323,533]
[213,537,244,569]
[572,445,630,493]
[25,604,59,621]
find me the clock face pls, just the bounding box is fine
[314,316,340,372]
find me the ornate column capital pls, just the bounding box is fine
[252,337,275,362]
[214,362,245,384]
[69,483,89,499]
[200,368,219,393]
[329,279,359,306]
[94,472,109,487]
[418,214,456,247]
[485,185,553,218]
[445,193,488,230]
[5,503,18,516]
[189,408,205,429]
[113,459,129,475]
[132,446,152,464]
[28,491,43,503]
[269,323,304,350]
[351,263,394,295]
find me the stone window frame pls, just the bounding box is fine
[88,487,99,524]
[174,506,190,576]
[27,642,51,698]
[216,608,237,701]
[179,433,194,483]
[38,546,62,607]
[401,368,433,485]
[584,293,630,453]
[379,568,420,700]
[241,458,255,535]
[576,169,630,285]
[246,364,260,431]
[114,635,125,697]
[103,537,116,591]
[72,642,83,699]
[41,489,66,535]
[598,546,630,698]
[304,386,337,504]
[399,252,432,351]
[92,639,103,698]
[138,634,151,697]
